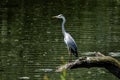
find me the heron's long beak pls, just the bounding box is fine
[52,16,57,18]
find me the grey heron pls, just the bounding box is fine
[53,14,78,62]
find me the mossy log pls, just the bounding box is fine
[56,52,120,79]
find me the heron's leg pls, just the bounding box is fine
[70,53,72,62]
[68,48,72,62]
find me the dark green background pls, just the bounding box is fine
[0,0,120,80]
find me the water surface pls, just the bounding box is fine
[0,0,120,80]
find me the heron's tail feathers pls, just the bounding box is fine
[74,52,78,57]
[70,48,78,57]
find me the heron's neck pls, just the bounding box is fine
[62,17,66,35]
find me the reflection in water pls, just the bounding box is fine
[0,0,120,80]
[35,68,53,72]
[19,76,30,80]
[109,52,120,57]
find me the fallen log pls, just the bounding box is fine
[56,52,120,79]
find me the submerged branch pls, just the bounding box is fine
[56,52,120,79]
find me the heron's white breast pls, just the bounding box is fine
[64,33,70,45]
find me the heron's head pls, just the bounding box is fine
[52,14,64,19]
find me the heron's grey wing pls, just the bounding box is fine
[64,33,77,51]
[64,33,78,57]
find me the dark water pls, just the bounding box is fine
[0,0,120,80]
